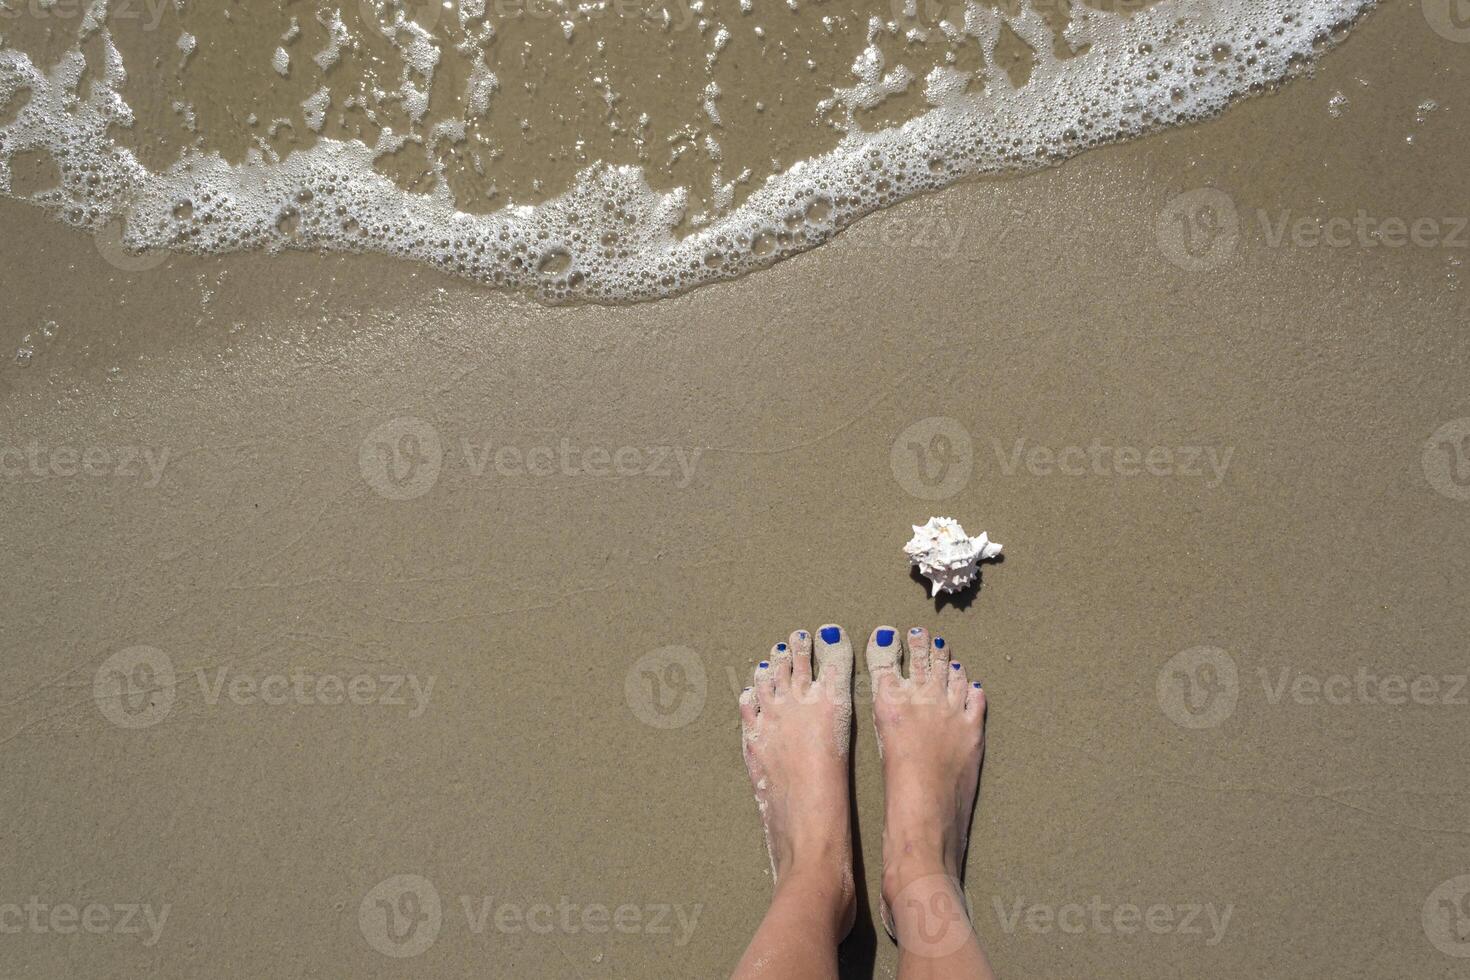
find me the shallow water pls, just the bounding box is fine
[0,0,1374,301]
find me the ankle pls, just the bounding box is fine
[880,839,960,907]
[774,864,858,936]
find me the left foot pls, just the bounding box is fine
[738,625,857,936]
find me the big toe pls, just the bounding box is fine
[815,624,854,695]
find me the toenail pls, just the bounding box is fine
[758,661,769,669]
[876,629,894,647]
[910,627,922,634]
[934,637,945,649]
[951,662,961,671]
[797,631,807,638]
[776,643,787,652]
[973,681,982,688]
[820,626,841,644]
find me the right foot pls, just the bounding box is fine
[866,625,987,945]
[738,625,858,937]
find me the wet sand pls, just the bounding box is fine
[3,1,1470,977]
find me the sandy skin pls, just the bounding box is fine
[733,624,997,979]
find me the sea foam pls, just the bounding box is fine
[0,0,1375,302]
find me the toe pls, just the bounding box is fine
[905,626,932,682]
[866,626,902,692]
[770,640,794,693]
[738,686,759,737]
[930,634,950,674]
[754,658,776,701]
[964,679,986,723]
[946,659,968,705]
[815,624,854,693]
[789,629,813,688]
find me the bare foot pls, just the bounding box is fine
[867,625,988,956]
[738,625,857,937]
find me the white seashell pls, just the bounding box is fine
[904,516,1002,598]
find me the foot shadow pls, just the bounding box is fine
[909,553,1005,613]
[836,748,878,979]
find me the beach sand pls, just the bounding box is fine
[2,1,1469,976]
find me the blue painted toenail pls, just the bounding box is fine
[876,629,894,647]
[951,662,961,671]
[973,681,982,688]
[820,626,841,644]
[934,637,945,649]
[910,627,922,634]
[776,643,787,652]
[758,661,769,669]
[797,631,807,638]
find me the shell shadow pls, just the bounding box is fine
[909,552,1006,613]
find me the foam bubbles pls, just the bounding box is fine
[0,0,1375,302]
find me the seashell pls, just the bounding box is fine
[904,516,1002,598]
